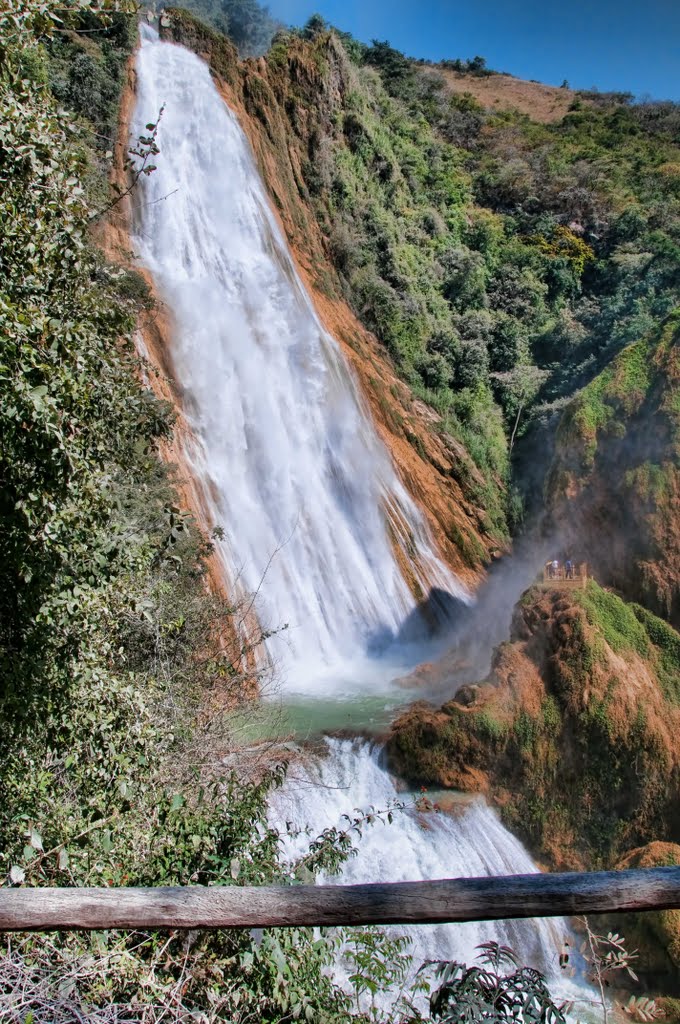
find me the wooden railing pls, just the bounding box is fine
[542,562,588,586]
[2,868,680,932]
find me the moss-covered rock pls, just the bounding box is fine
[387,581,680,869]
[547,311,680,625]
[618,843,680,968]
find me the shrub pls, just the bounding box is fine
[424,942,566,1023]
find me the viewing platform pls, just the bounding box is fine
[541,561,588,588]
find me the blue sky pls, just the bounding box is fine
[265,0,680,100]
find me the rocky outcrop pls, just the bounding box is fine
[547,311,680,625]
[387,581,680,869]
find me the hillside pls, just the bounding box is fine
[420,65,579,123]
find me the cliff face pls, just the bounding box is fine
[387,581,680,870]
[156,9,503,587]
[547,312,680,625]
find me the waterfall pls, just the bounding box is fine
[130,26,465,693]
[131,28,584,1011]
[272,739,577,999]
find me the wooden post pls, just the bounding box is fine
[1,868,680,932]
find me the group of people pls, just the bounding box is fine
[547,558,577,580]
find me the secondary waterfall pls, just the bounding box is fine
[131,25,465,692]
[272,740,571,985]
[131,26,580,1009]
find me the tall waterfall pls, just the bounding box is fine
[131,27,465,692]
[131,27,580,1008]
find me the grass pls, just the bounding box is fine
[634,603,680,705]
[577,580,650,658]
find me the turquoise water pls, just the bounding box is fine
[227,690,420,746]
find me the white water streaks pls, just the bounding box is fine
[272,740,585,1004]
[130,27,467,693]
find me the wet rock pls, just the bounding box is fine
[452,683,480,707]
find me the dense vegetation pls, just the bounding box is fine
[210,14,680,534]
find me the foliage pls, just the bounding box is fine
[422,942,565,1023]
[199,16,680,533]
[577,919,650,1024]
[345,929,414,1021]
[577,581,650,658]
[0,0,153,749]
[633,604,680,703]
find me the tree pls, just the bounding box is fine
[302,12,328,38]
[492,364,549,452]
[364,39,416,98]
[468,55,488,74]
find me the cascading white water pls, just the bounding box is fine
[273,739,577,999]
[130,26,465,693]
[131,27,585,1010]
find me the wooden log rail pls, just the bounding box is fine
[1,868,680,932]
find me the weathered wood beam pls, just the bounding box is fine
[1,868,680,932]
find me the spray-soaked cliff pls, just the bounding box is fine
[547,311,680,626]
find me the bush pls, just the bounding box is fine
[415,350,452,390]
[456,337,490,390]
[425,942,565,1023]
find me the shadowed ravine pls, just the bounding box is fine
[130,26,584,1003]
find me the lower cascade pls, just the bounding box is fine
[131,25,579,1002]
[272,739,571,989]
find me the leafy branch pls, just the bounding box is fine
[92,105,165,220]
